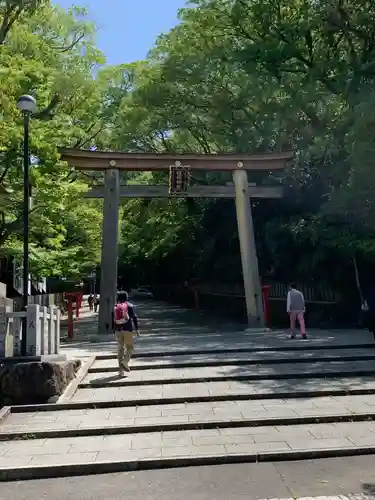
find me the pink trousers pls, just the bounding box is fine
[289,310,306,335]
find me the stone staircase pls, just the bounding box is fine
[2,334,375,481]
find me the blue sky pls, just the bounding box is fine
[55,0,186,65]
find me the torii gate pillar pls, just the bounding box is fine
[98,168,120,335]
[233,166,264,327]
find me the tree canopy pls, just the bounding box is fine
[0,0,113,278]
[2,0,375,296]
[111,0,375,295]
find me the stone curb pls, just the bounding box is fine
[80,369,375,387]
[88,334,116,343]
[57,357,96,404]
[0,406,11,423]
[2,411,375,442]
[9,386,375,413]
[2,445,375,482]
[0,355,67,364]
[89,354,375,372]
[95,343,375,360]
[244,328,271,333]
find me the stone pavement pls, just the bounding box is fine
[2,456,375,500]
[260,496,375,500]
[60,302,98,339]
[1,301,375,481]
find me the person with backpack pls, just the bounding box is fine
[113,291,139,376]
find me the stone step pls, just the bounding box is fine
[82,360,375,386]
[259,497,375,500]
[90,349,375,371]
[71,375,375,404]
[2,394,375,440]
[1,421,375,481]
[61,340,375,360]
[86,330,375,348]
[95,343,375,360]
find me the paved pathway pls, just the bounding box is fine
[1,301,375,481]
[2,456,375,499]
[261,496,375,500]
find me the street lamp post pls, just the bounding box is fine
[17,95,37,356]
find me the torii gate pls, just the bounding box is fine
[60,149,293,334]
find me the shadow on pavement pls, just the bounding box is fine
[363,483,375,494]
[90,374,129,383]
[61,299,375,399]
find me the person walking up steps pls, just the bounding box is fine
[113,291,140,377]
[287,282,307,339]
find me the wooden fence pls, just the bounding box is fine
[175,282,339,304]
[153,281,346,327]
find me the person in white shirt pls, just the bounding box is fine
[287,283,307,339]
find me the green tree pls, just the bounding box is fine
[113,0,375,296]
[0,1,115,278]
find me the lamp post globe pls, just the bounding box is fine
[17,95,37,114]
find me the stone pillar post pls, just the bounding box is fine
[26,304,41,356]
[48,306,55,355]
[41,306,49,355]
[55,307,60,354]
[0,305,13,357]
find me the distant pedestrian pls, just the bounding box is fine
[113,291,140,377]
[287,283,307,339]
[88,294,94,311]
[363,286,375,340]
[93,294,99,313]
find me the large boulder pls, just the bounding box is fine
[0,359,81,405]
